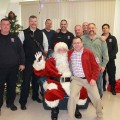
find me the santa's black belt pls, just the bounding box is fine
[80,77,86,79]
[49,77,71,82]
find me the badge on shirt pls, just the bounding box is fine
[109,38,112,42]
[11,38,15,42]
[67,36,70,39]
[57,37,61,39]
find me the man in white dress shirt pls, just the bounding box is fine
[18,15,48,110]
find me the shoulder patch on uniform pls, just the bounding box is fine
[109,38,112,42]
[11,38,15,42]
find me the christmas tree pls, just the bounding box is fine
[5,11,23,33]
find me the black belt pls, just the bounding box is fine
[50,77,71,82]
[80,77,86,79]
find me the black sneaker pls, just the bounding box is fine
[75,110,82,119]
[32,97,42,103]
[51,107,59,120]
[103,86,106,91]
[111,90,116,95]
[6,104,17,111]
[0,108,1,116]
[111,86,116,95]
[21,105,27,110]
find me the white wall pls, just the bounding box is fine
[0,0,37,24]
[0,0,10,20]
[20,0,116,35]
[113,0,120,79]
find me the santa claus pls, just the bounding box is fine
[33,42,88,120]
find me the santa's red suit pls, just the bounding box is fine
[33,43,88,108]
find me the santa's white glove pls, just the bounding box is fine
[35,51,42,62]
[33,52,45,71]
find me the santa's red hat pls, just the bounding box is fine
[54,42,68,52]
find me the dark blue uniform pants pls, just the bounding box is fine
[19,61,39,105]
[0,66,18,108]
[103,59,116,88]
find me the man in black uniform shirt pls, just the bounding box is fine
[0,18,25,114]
[102,24,118,95]
[18,15,48,110]
[52,19,74,49]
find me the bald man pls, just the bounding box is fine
[82,22,88,35]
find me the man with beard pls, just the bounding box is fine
[33,42,71,120]
[52,19,74,49]
[81,23,109,97]
[33,42,86,120]
[18,15,48,110]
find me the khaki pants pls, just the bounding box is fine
[68,76,103,120]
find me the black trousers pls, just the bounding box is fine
[103,59,116,87]
[19,61,39,105]
[0,66,18,108]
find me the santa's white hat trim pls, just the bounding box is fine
[61,82,70,96]
[77,98,87,105]
[54,42,68,52]
[45,99,59,108]
[33,59,45,71]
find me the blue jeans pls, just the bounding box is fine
[96,72,103,97]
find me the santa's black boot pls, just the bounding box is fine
[75,105,82,119]
[51,107,59,120]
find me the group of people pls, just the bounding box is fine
[0,14,118,120]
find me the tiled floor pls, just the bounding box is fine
[0,91,120,120]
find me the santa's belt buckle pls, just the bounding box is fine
[60,77,65,82]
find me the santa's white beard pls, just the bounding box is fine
[53,52,71,77]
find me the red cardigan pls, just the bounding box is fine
[68,48,100,83]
